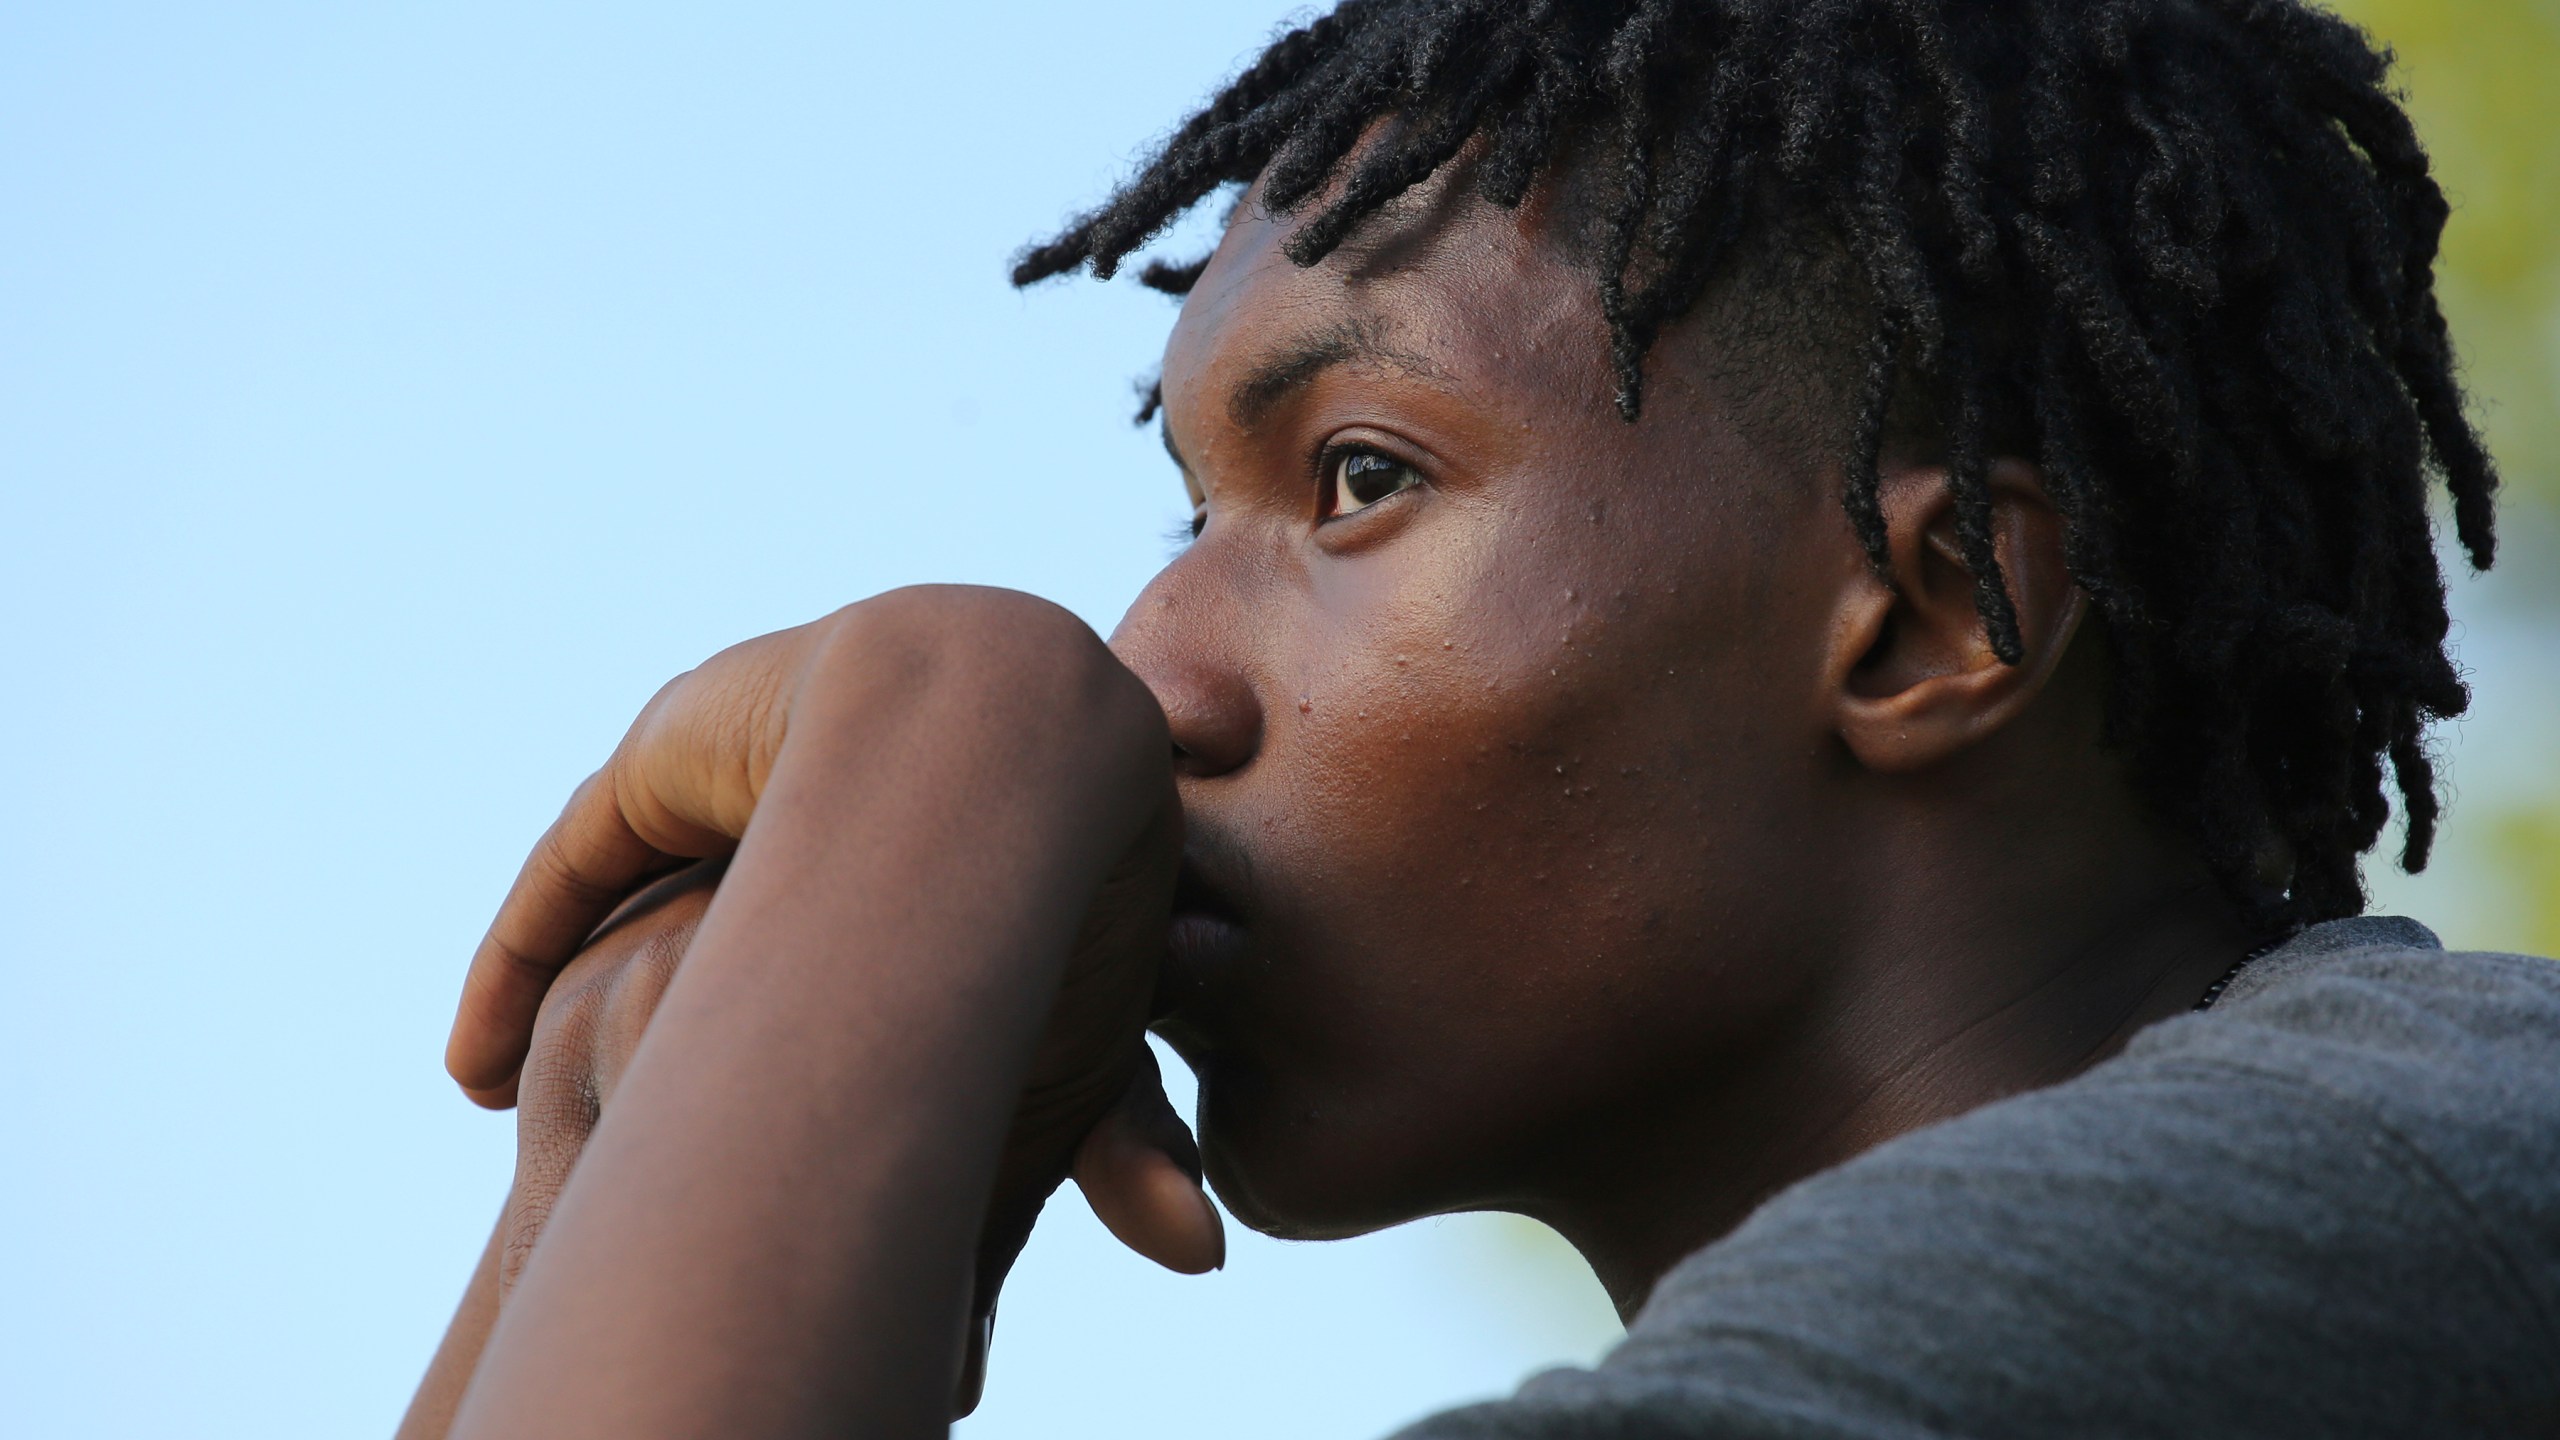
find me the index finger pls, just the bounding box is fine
[443,767,713,1106]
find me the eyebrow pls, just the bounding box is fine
[1226,318,1446,430]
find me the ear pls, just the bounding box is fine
[1824,458,2087,774]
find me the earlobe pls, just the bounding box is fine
[1827,458,2086,775]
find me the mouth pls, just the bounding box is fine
[1161,850,1252,1018]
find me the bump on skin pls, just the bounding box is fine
[1014,0,2496,933]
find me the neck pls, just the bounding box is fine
[1535,846,2251,1322]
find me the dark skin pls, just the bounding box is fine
[402,163,2252,1439]
[1129,173,2248,1296]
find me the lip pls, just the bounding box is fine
[1167,908,1250,974]
[1160,850,1253,1016]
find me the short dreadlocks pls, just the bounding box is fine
[1012,0,2499,933]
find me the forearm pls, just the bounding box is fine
[397,1213,504,1440]
[449,602,1166,1439]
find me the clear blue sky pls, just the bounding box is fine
[8,5,2553,1439]
[0,5,1622,1436]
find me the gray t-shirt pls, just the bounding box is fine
[1400,917,2560,1438]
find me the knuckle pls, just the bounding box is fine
[516,1036,597,1133]
[528,825,623,911]
[826,587,1087,688]
[521,978,606,1110]
[815,588,1165,758]
[848,584,1090,652]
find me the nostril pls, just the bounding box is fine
[1159,666,1262,778]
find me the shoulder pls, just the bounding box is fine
[1399,919,2560,1440]
[2170,915,2560,1094]
[2126,917,2560,1236]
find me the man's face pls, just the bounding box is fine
[1110,175,1862,1238]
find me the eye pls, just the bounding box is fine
[1323,448,1423,519]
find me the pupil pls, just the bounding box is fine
[1348,454,1398,503]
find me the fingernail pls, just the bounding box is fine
[1197,1186,1226,1271]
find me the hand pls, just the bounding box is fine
[502,867,1222,1415]
[456,588,1224,1415]
[497,861,724,1305]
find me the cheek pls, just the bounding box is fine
[1248,500,1813,1075]
[1194,503,1834,1228]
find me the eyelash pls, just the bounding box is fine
[1318,443,1425,521]
[1167,443,1422,551]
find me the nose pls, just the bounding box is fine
[1111,572,1264,779]
[1156,662,1263,777]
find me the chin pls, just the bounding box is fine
[1187,1054,1453,1243]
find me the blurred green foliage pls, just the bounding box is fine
[2331,0,2560,955]
[2488,811,2560,949]
[2333,0,2560,505]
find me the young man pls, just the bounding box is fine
[402,1,2560,1435]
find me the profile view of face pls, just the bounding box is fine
[1108,170,1872,1241]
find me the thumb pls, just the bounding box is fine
[1072,1047,1225,1275]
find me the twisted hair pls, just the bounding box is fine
[1015,0,2498,932]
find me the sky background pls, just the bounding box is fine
[4,3,2554,1437]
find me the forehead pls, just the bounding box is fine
[1157,176,1620,442]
